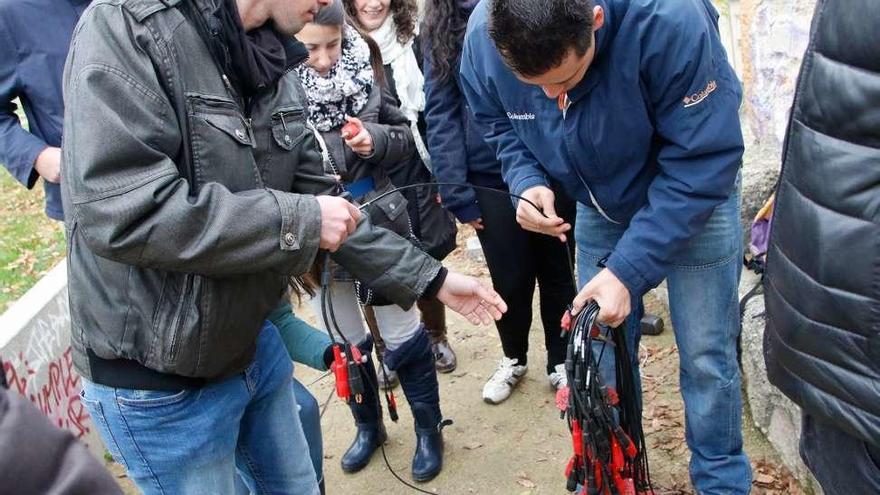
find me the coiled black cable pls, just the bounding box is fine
[318,181,653,494]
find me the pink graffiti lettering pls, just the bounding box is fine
[3,347,91,438]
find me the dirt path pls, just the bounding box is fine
[294,230,804,495]
[110,229,804,494]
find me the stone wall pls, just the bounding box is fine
[0,260,105,459]
[737,0,817,232]
[736,0,819,490]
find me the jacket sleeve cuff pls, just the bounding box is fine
[13,140,47,189]
[360,122,385,161]
[512,175,550,197]
[268,190,323,273]
[421,266,448,300]
[451,202,482,224]
[322,345,335,369]
[604,251,654,298]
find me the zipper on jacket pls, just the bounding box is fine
[244,117,256,147]
[167,274,195,364]
[560,93,620,224]
[308,122,345,194]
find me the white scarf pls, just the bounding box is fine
[371,16,432,169]
[371,16,425,122]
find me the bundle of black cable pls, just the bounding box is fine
[560,301,653,495]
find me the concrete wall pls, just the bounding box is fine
[0,260,105,459]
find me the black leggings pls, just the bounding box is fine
[475,186,576,373]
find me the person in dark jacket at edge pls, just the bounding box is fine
[0,0,90,221]
[460,0,750,492]
[0,370,122,495]
[763,0,880,492]
[61,0,507,493]
[344,0,460,383]
[422,0,577,405]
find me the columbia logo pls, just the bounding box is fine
[507,111,536,121]
[683,80,718,108]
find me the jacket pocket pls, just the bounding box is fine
[186,93,261,192]
[165,273,195,365]
[149,272,202,372]
[271,107,308,151]
[362,184,411,238]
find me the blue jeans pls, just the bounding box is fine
[575,188,751,494]
[292,378,323,484]
[235,379,323,494]
[80,321,320,495]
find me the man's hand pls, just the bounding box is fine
[516,185,571,242]
[316,195,361,252]
[437,271,507,325]
[34,147,61,183]
[571,268,631,328]
[342,116,374,156]
[467,218,484,231]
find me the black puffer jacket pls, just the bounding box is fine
[763,0,880,446]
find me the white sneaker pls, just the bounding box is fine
[482,357,528,404]
[548,363,567,391]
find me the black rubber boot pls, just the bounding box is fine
[340,340,386,473]
[409,401,445,482]
[385,327,447,482]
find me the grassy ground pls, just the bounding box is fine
[0,171,66,313]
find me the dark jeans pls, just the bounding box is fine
[800,412,880,495]
[474,186,576,373]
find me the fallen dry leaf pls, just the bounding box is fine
[515,477,537,489]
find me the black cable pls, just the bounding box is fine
[319,181,617,493]
[562,299,653,493]
[320,249,437,494]
[321,285,439,495]
[357,181,579,289]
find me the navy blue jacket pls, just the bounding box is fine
[423,34,503,223]
[460,0,743,297]
[0,0,88,220]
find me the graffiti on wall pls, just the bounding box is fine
[2,293,92,439]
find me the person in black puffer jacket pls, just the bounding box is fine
[763,0,880,492]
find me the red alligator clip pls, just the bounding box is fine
[560,309,573,333]
[614,426,638,459]
[350,343,364,364]
[571,420,585,457]
[610,435,634,495]
[331,344,350,401]
[556,385,570,412]
[604,387,620,406]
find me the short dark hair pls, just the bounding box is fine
[489,0,594,77]
[314,0,345,26]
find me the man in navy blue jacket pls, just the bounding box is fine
[460,0,750,492]
[0,0,90,221]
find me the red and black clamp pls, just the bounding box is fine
[331,344,350,402]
